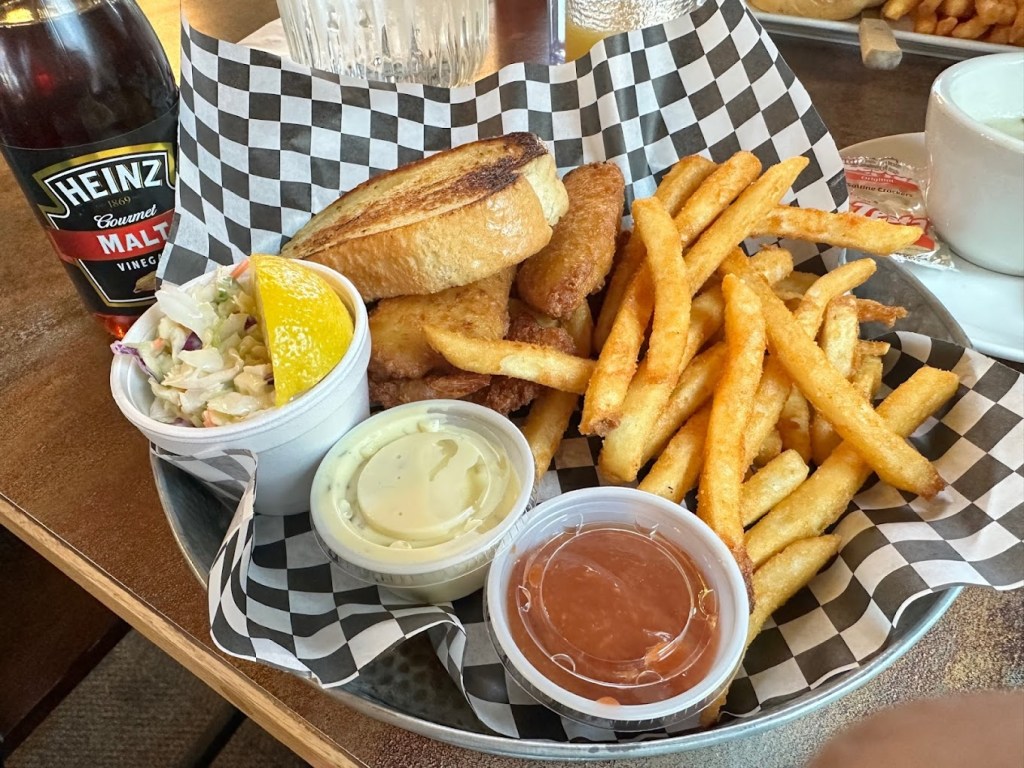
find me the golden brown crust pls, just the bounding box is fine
[515,162,625,319]
[368,372,492,408]
[281,134,568,300]
[469,310,576,415]
[367,268,514,380]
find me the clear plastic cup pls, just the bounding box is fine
[275,0,490,87]
[485,487,748,731]
[109,262,370,516]
[309,400,535,604]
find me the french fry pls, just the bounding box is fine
[674,152,762,248]
[737,258,878,466]
[700,534,842,726]
[423,325,595,395]
[773,271,819,299]
[977,0,1015,23]
[754,429,784,467]
[687,157,809,294]
[643,343,728,465]
[740,449,810,527]
[698,275,766,587]
[594,156,715,350]
[679,247,793,369]
[746,366,959,566]
[810,295,860,465]
[939,0,973,16]
[638,404,712,503]
[778,388,813,464]
[983,22,1013,41]
[818,295,861,381]
[935,14,960,32]
[787,258,877,336]
[753,208,923,256]
[883,0,922,20]
[593,233,646,353]
[855,298,908,327]
[952,14,991,35]
[580,268,654,434]
[851,354,885,402]
[726,264,945,498]
[599,198,690,482]
[856,340,891,364]
[915,6,940,31]
[680,287,726,367]
[1011,0,1024,44]
[748,536,843,645]
[655,155,718,217]
[521,304,593,483]
[742,362,792,466]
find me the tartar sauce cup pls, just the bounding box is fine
[485,487,749,731]
[110,262,370,515]
[309,400,535,604]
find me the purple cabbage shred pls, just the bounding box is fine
[110,340,157,380]
[183,332,202,351]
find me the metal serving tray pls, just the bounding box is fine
[753,9,1019,60]
[153,257,971,760]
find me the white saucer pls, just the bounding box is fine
[841,133,1024,363]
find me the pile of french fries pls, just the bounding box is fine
[883,0,1024,45]
[423,150,960,723]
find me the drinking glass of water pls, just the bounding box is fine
[276,0,490,86]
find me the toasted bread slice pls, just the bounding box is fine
[282,133,569,300]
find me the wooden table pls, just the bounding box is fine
[1,2,1021,767]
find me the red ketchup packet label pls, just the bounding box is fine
[844,156,956,270]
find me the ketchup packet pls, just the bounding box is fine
[843,156,956,270]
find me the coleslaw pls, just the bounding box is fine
[112,265,275,427]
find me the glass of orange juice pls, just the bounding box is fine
[557,0,704,61]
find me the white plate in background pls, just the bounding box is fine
[841,132,1024,363]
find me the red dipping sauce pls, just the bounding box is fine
[506,522,720,706]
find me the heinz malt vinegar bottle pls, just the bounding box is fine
[0,0,179,338]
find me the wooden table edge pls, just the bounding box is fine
[0,495,366,768]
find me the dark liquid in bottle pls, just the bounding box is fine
[0,0,178,338]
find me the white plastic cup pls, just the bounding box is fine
[485,487,749,731]
[925,53,1024,276]
[110,262,370,516]
[309,400,535,603]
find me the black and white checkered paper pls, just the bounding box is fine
[153,1,1024,742]
[159,333,1024,740]
[158,0,846,288]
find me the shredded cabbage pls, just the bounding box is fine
[113,265,275,427]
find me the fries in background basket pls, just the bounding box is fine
[883,0,1022,43]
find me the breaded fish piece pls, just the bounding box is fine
[369,372,492,408]
[368,267,515,380]
[469,307,576,416]
[515,162,625,319]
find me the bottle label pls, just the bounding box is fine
[2,104,178,314]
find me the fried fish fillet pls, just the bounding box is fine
[369,372,492,408]
[469,307,576,416]
[368,267,515,380]
[515,162,625,319]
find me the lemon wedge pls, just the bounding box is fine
[251,254,353,407]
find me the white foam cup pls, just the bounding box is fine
[110,262,370,515]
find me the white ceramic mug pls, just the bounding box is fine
[925,53,1024,277]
